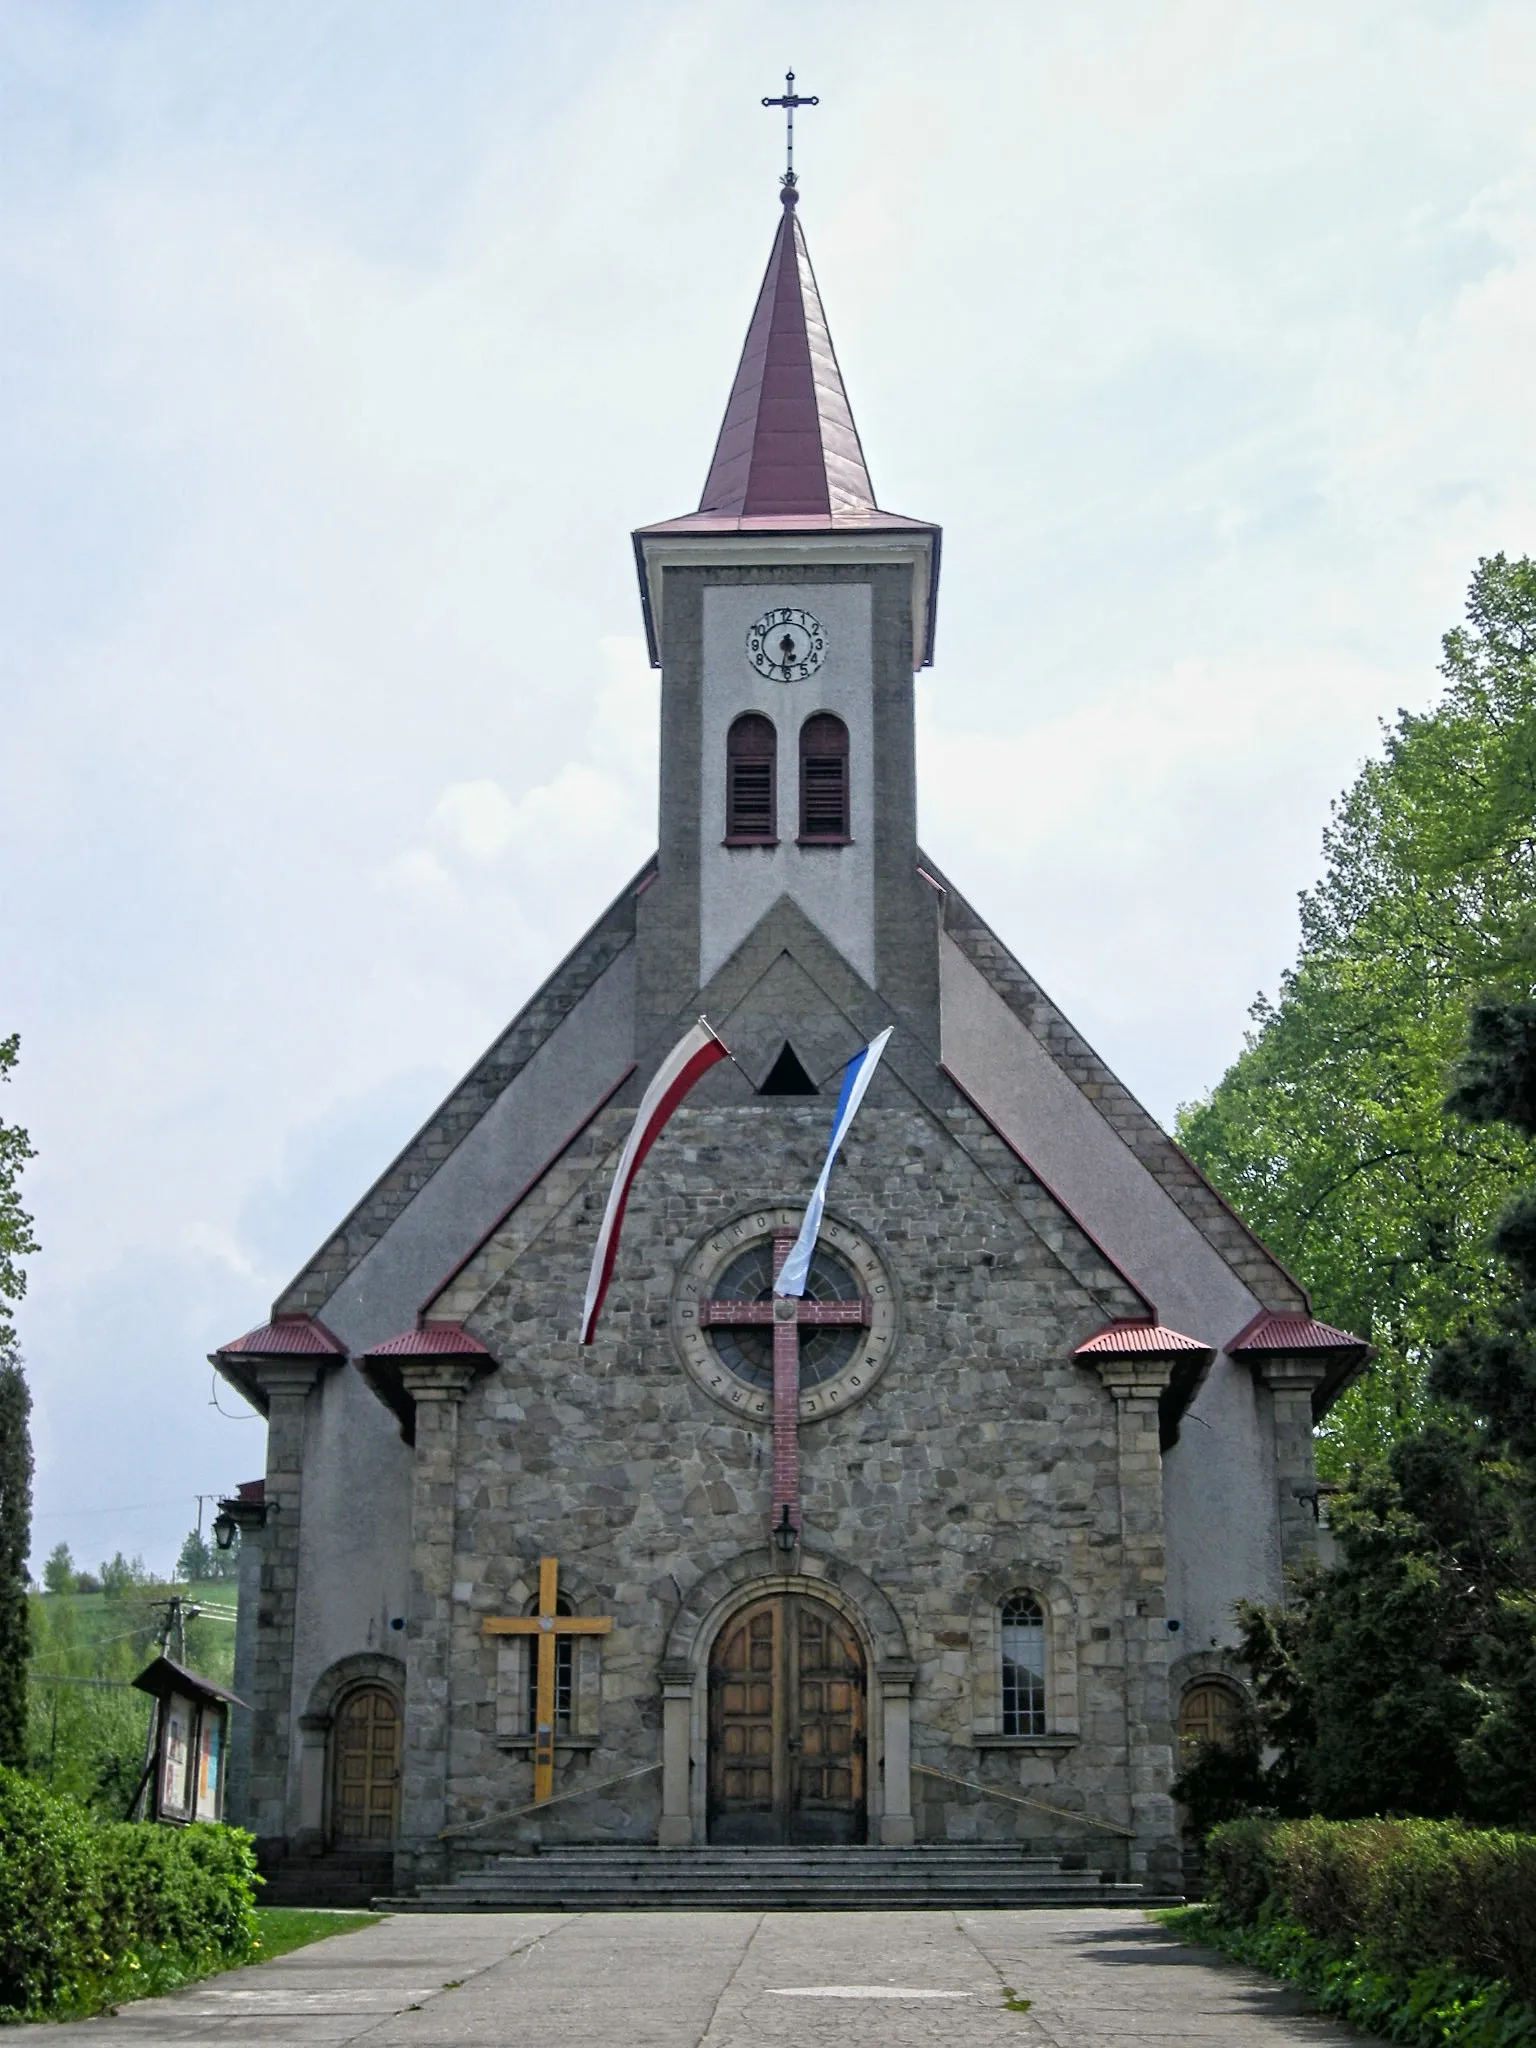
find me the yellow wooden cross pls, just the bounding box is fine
[481,1557,613,1803]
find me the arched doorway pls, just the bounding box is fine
[1178,1679,1243,1760]
[330,1685,400,1845]
[708,1592,865,1845]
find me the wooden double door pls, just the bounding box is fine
[708,1594,866,1845]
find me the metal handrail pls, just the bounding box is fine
[914,1761,1135,1839]
[439,1760,661,1839]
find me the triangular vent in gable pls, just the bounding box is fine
[758,1043,819,1096]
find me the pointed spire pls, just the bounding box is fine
[698,184,876,520]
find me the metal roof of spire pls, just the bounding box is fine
[697,180,876,520]
[632,181,942,669]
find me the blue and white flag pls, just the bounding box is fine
[775,1028,893,1298]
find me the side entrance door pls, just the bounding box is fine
[330,1685,401,1844]
[707,1593,866,1845]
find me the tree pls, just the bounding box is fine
[1185,986,1536,1829]
[0,1036,37,1342]
[0,1037,35,1769]
[0,1335,31,1768]
[175,1528,213,1583]
[1178,555,1536,1472]
[176,1521,238,1584]
[41,1543,74,1596]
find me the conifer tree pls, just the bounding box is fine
[0,1034,37,1768]
[0,1333,32,1767]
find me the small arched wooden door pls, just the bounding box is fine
[330,1685,401,1844]
[1178,1680,1242,1760]
[708,1593,865,1845]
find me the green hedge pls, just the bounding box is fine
[1191,1816,1536,2046]
[0,1766,258,2022]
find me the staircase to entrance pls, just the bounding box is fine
[379,1843,1179,1911]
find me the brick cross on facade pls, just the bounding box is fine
[698,1227,869,1544]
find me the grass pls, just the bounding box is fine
[248,1908,382,1965]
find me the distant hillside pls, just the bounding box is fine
[28,1579,238,1817]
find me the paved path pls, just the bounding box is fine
[38,1909,1361,2044]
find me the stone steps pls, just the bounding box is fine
[259,1848,396,1909]
[380,1845,1176,1912]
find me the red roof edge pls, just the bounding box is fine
[362,1321,493,1360]
[1227,1309,1368,1356]
[1075,1319,1213,1358]
[214,1313,346,1359]
[939,1064,1156,1320]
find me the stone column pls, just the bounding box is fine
[294,1715,329,1851]
[243,1362,322,1848]
[658,1658,694,1847]
[1259,1356,1331,1577]
[221,1492,270,1831]
[396,1361,479,1891]
[1092,1359,1178,1887]
[877,1659,916,1846]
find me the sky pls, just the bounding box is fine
[4,0,1536,1577]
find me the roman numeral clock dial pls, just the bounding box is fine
[747,607,827,682]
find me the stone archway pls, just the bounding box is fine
[659,1549,914,1848]
[707,1589,867,1845]
[294,1653,405,1851]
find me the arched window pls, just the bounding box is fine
[1000,1594,1047,1736]
[527,1591,574,1738]
[1178,1680,1242,1760]
[799,713,850,843]
[726,713,777,844]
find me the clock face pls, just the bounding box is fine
[747,607,827,682]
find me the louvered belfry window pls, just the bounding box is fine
[726,713,777,844]
[799,713,850,842]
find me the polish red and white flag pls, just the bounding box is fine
[580,1019,730,1344]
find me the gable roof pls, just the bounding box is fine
[272,854,654,1321]
[417,897,1152,1351]
[923,853,1310,1318]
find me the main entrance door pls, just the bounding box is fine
[331,1685,401,1844]
[707,1593,866,1845]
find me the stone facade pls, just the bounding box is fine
[214,190,1361,1900]
[373,1074,1188,1883]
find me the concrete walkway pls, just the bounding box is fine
[38,1909,1361,2044]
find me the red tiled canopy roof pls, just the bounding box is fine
[361,1322,491,1359]
[214,1314,344,1358]
[1075,1320,1212,1358]
[1228,1311,1367,1356]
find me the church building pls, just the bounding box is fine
[213,169,1367,1906]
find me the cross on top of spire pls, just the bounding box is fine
[761,70,818,194]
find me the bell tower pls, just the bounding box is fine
[632,178,942,1056]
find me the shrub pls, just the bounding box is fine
[0,1768,102,2018]
[0,1765,257,2021]
[1197,1814,1536,2037]
[1203,1813,1280,1926]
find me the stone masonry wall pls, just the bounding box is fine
[413,1090,1176,1877]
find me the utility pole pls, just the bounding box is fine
[126,1592,194,1819]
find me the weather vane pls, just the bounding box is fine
[761,70,818,188]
